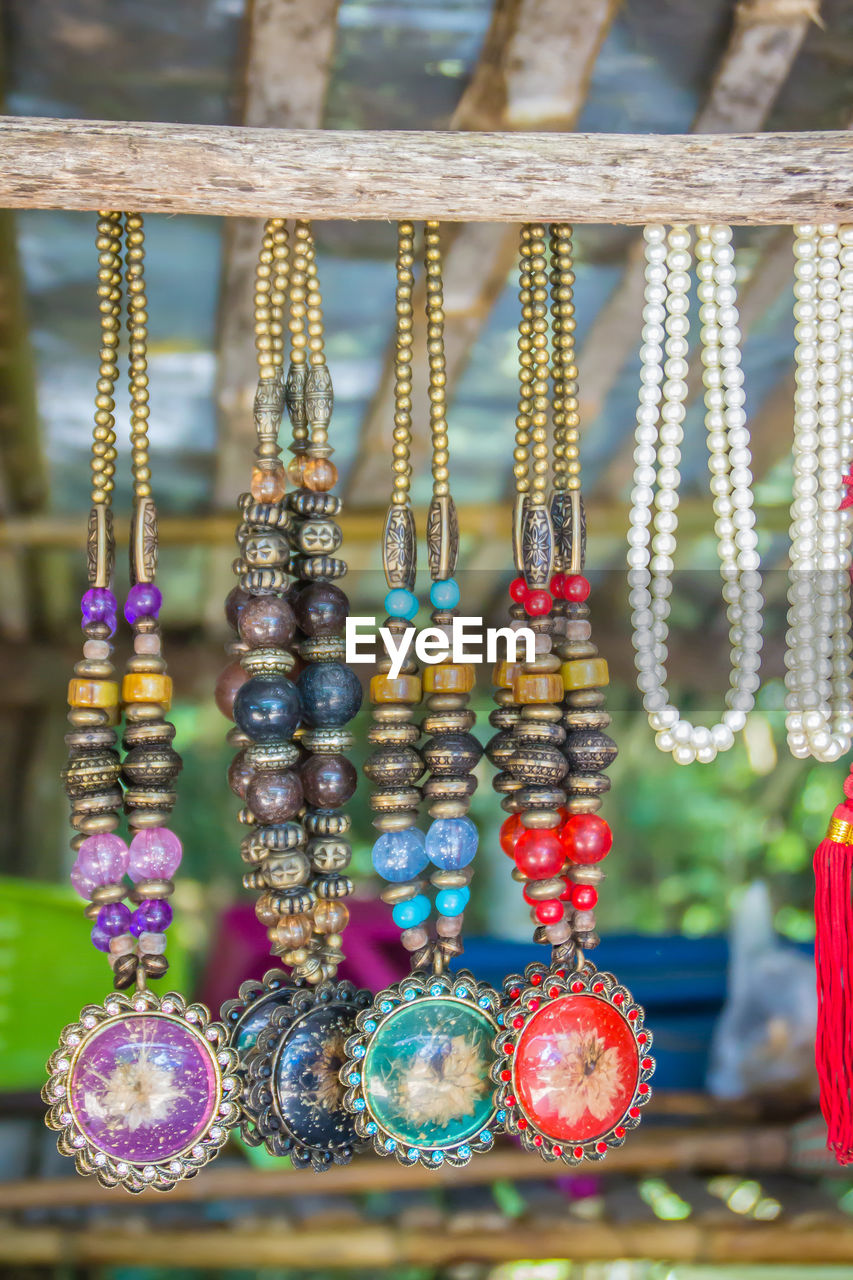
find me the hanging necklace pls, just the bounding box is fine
[490,223,654,1165]
[45,212,241,1193]
[784,224,853,763]
[628,224,763,764]
[218,219,370,1172]
[341,220,503,1170]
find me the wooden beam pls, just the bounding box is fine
[576,0,818,432]
[214,0,340,507]
[344,0,617,502]
[0,119,848,223]
[0,1124,792,1211]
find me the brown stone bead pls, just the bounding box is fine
[313,899,349,934]
[422,663,475,694]
[246,770,304,823]
[301,753,357,808]
[225,585,252,631]
[251,462,287,503]
[227,749,254,799]
[238,594,297,649]
[215,659,249,719]
[513,671,564,704]
[303,457,338,492]
[370,673,422,703]
[274,912,314,950]
[293,582,349,636]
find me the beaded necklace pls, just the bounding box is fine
[45,212,241,1194]
[341,221,503,1170]
[217,219,370,1172]
[489,223,654,1166]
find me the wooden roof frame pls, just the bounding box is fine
[0,117,850,222]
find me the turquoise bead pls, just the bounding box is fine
[435,886,470,916]
[392,894,431,929]
[429,578,460,609]
[385,588,419,620]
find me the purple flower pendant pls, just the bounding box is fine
[43,989,242,1192]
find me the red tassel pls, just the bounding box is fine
[815,794,853,1164]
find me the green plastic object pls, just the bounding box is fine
[0,876,191,1093]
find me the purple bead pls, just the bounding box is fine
[71,833,129,898]
[81,587,118,626]
[124,581,163,625]
[90,923,113,953]
[131,898,173,935]
[128,827,182,882]
[96,901,132,937]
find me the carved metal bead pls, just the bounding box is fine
[426,493,459,580]
[241,823,305,864]
[513,785,567,811]
[382,503,417,591]
[363,745,424,787]
[303,810,352,835]
[513,720,566,748]
[305,363,334,423]
[493,772,522,795]
[240,646,295,677]
[485,730,516,768]
[294,554,347,581]
[69,789,124,825]
[244,741,302,771]
[521,502,554,589]
[421,732,482,777]
[64,726,117,753]
[369,786,423,813]
[112,953,139,989]
[313,873,353,899]
[488,706,521,731]
[421,709,475,735]
[62,750,122,798]
[565,772,612,796]
[269,887,315,916]
[423,775,477,802]
[237,566,292,595]
[296,519,342,555]
[301,726,354,754]
[298,635,346,664]
[563,708,613,732]
[121,744,182,788]
[564,729,618,773]
[289,491,342,518]
[285,361,307,429]
[239,497,291,530]
[123,787,177,815]
[242,530,290,568]
[308,838,352,873]
[367,720,420,746]
[508,743,567,787]
[263,850,310,889]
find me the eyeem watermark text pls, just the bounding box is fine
[346,616,536,678]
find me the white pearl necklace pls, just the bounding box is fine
[784,224,853,763]
[628,224,763,765]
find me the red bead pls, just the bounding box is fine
[514,828,565,879]
[525,589,552,617]
[572,884,598,911]
[596,1141,608,1154]
[573,1146,584,1159]
[559,877,573,902]
[517,1118,528,1130]
[552,1145,562,1156]
[564,574,590,602]
[561,813,613,864]
[509,576,527,603]
[534,899,565,925]
[530,973,542,986]
[533,1134,543,1147]
[615,1126,626,1138]
[500,1069,512,1081]
[550,573,567,599]
[499,813,525,858]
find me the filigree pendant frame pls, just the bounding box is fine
[340,968,505,1168]
[43,989,241,1193]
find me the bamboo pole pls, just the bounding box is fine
[0,118,849,222]
[0,1125,791,1211]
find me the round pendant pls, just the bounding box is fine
[244,979,372,1170]
[341,969,504,1167]
[494,961,654,1164]
[43,989,241,1193]
[221,969,301,1145]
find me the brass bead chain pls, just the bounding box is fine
[254,217,289,379]
[92,211,122,508]
[514,224,550,505]
[123,213,152,502]
[392,221,415,506]
[549,223,581,493]
[287,222,328,455]
[424,221,449,499]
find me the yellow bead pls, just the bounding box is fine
[122,671,173,710]
[512,671,563,704]
[422,663,475,694]
[68,678,119,711]
[561,658,610,692]
[492,660,522,689]
[370,673,422,704]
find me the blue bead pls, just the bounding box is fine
[425,816,478,869]
[385,588,419,620]
[372,828,428,883]
[296,661,362,727]
[392,894,431,929]
[429,578,460,609]
[435,886,470,916]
